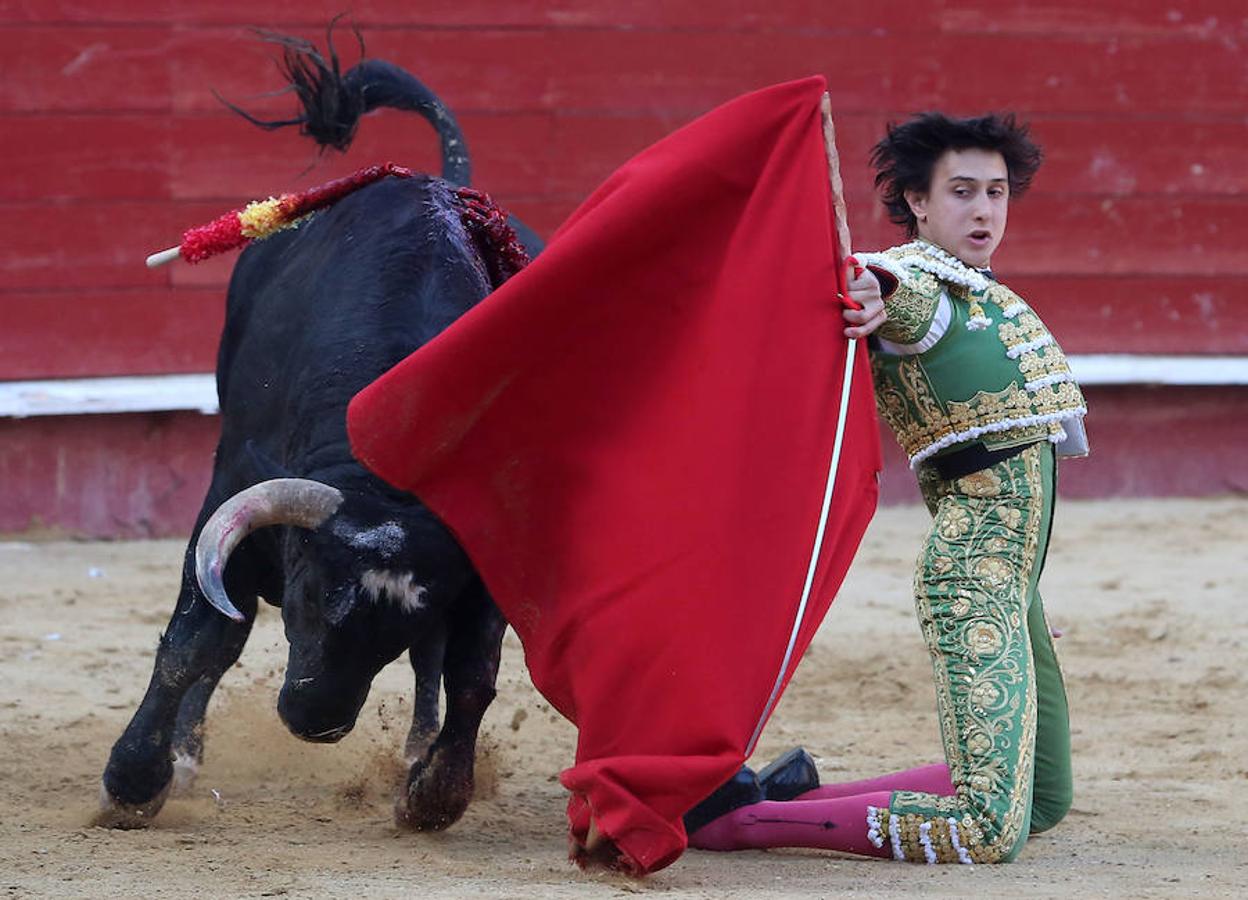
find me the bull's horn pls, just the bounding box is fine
[195,478,345,622]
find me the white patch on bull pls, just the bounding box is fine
[339,521,407,557]
[361,569,428,613]
[170,751,200,796]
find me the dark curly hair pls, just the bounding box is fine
[870,112,1043,237]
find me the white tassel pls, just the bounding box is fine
[1006,334,1055,359]
[866,806,885,848]
[891,240,992,291]
[1024,372,1074,392]
[909,406,1089,468]
[888,813,905,861]
[1001,302,1027,319]
[965,315,993,331]
[898,255,990,292]
[855,252,909,284]
[919,822,938,864]
[947,818,974,865]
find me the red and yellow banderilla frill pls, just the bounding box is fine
[146,162,529,279]
[147,163,415,267]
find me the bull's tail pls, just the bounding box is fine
[222,24,471,186]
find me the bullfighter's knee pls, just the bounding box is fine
[1029,783,1073,835]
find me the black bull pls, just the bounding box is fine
[100,175,520,830]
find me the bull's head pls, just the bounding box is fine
[195,478,464,742]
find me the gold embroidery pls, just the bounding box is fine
[967,620,1004,655]
[998,312,1047,347]
[886,445,1048,864]
[866,245,1087,464]
[972,557,1014,592]
[970,680,1002,709]
[871,355,921,448]
[957,468,1003,497]
[984,282,1025,313]
[882,381,1085,462]
[939,507,973,540]
[879,271,945,344]
[898,357,944,423]
[966,729,994,755]
[1017,344,1073,383]
[946,381,1083,431]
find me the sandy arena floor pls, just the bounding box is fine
[2,498,1246,898]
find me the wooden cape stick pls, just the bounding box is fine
[746,91,859,755]
[821,92,854,262]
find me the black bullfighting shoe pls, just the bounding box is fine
[682,765,763,835]
[757,746,820,801]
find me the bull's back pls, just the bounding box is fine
[214,176,492,434]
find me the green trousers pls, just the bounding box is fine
[870,442,1073,864]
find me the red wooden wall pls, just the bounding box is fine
[2,2,1246,534]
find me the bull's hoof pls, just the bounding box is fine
[394,748,472,832]
[95,778,172,829]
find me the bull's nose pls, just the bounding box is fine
[277,683,359,743]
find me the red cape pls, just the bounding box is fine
[347,76,880,874]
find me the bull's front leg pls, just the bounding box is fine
[99,554,256,827]
[403,619,447,766]
[165,667,235,795]
[396,580,505,831]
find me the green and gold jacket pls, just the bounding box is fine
[857,240,1089,468]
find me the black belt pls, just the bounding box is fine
[927,440,1038,481]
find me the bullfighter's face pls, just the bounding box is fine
[905,148,1010,269]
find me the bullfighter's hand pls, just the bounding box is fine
[842,258,887,339]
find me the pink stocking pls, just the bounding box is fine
[688,791,893,858]
[795,763,954,801]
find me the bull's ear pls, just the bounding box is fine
[243,439,295,482]
[323,586,358,627]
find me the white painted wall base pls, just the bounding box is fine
[1,356,1246,418]
[0,374,219,418]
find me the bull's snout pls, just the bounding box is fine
[277,676,366,743]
